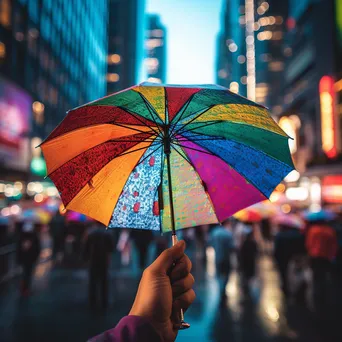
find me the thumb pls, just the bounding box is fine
[150,240,186,274]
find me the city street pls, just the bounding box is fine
[1,250,341,342]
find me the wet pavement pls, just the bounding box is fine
[1,250,342,342]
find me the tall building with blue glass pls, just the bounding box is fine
[0,0,108,180]
[107,0,146,95]
[216,0,247,97]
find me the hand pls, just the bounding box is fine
[129,240,195,342]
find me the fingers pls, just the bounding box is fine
[169,254,192,283]
[149,240,186,274]
[173,289,196,313]
[172,273,195,296]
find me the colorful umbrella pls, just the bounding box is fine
[41,82,294,328]
[302,209,336,222]
[273,213,304,229]
[41,82,293,232]
[66,210,92,223]
[233,208,263,222]
[20,208,51,224]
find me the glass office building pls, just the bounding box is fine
[0,0,108,180]
[0,0,108,136]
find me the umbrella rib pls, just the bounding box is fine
[171,141,216,157]
[117,106,161,136]
[176,137,226,142]
[170,144,220,224]
[169,95,194,136]
[107,122,158,136]
[137,93,164,136]
[170,106,214,138]
[46,135,155,179]
[181,134,281,200]
[134,144,163,168]
[174,120,224,137]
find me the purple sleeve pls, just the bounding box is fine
[88,316,162,342]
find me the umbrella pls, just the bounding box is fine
[302,209,336,222]
[273,213,304,229]
[66,210,92,222]
[41,82,294,328]
[20,208,51,224]
[233,208,263,222]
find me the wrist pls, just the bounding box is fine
[128,314,164,341]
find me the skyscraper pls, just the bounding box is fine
[0,0,108,180]
[216,0,248,97]
[145,14,167,83]
[254,0,288,107]
[107,0,146,94]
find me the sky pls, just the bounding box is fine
[147,0,223,84]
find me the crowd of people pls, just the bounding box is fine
[6,208,342,309]
[1,205,341,341]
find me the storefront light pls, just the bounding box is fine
[34,193,44,203]
[14,181,23,190]
[285,187,309,201]
[27,182,35,192]
[4,185,14,197]
[319,76,338,158]
[281,204,291,213]
[1,207,10,216]
[10,205,21,215]
[284,170,300,183]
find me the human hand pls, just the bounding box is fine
[129,240,195,342]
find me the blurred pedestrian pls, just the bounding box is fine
[84,225,114,311]
[260,218,272,254]
[305,219,338,311]
[239,227,257,296]
[16,221,41,296]
[49,209,66,261]
[274,223,306,297]
[209,220,234,303]
[131,229,154,270]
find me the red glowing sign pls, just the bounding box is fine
[319,76,337,158]
[322,175,342,203]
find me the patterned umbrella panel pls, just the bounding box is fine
[41,83,294,232]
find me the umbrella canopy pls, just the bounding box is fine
[20,208,51,224]
[303,209,336,222]
[273,213,304,229]
[41,82,294,233]
[66,210,92,223]
[233,208,263,223]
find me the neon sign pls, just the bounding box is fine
[319,76,337,158]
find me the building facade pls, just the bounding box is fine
[145,14,167,84]
[277,0,342,207]
[216,0,247,96]
[107,0,146,94]
[254,0,288,107]
[0,0,108,182]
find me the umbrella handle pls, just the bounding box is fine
[171,234,190,330]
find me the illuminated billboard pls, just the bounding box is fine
[319,76,338,159]
[0,77,32,171]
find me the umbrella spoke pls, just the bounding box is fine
[170,106,214,137]
[169,96,193,135]
[109,122,158,136]
[134,144,163,168]
[171,141,216,157]
[114,106,157,134]
[173,120,224,137]
[138,93,164,136]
